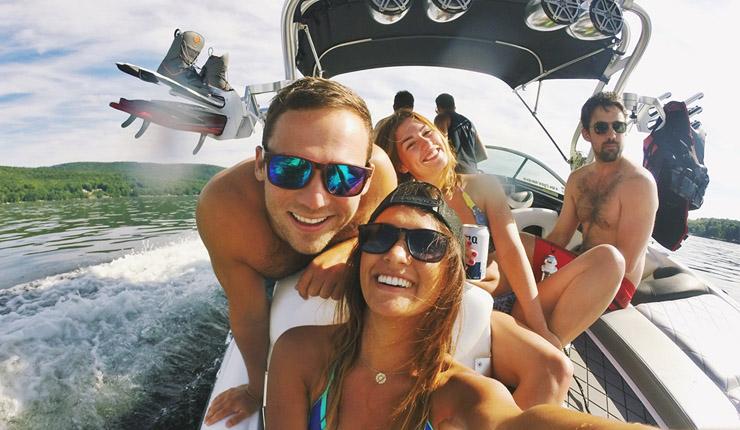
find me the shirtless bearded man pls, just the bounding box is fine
[541,91,659,307]
[196,77,396,427]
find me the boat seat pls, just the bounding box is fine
[506,190,533,209]
[590,306,740,429]
[635,294,740,414]
[511,207,582,250]
[633,266,710,305]
[269,270,493,372]
[511,207,558,238]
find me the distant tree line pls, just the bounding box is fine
[688,218,740,244]
[0,162,224,203]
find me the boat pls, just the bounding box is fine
[109,0,740,428]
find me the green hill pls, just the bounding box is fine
[0,162,225,202]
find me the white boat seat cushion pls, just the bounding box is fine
[635,294,740,413]
[269,270,492,370]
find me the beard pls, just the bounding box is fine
[595,140,621,162]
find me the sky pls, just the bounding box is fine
[1,0,737,220]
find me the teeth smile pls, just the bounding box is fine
[423,149,438,162]
[292,213,327,224]
[377,274,412,289]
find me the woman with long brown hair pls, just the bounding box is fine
[265,182,652,429]
[375,110,625,408]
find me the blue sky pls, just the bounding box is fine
[1,0,737,220]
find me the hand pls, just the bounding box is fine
[295,240,355,300]
[204,383,262,428]
[464,239,477,268]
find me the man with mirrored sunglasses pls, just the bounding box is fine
[196,77,397,427]
[527,91,658,312]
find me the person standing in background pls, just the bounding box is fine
[434,93,487,173]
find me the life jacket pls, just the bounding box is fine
[642,101,709,250]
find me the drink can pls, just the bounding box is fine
[463,224,489,281]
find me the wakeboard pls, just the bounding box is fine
[116,62,226,109]
[110,98,227,135]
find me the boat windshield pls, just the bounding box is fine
[478,146,566,198]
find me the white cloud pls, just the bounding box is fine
[0,0,736,219]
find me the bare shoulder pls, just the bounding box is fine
[369,143,397,192]
[431,360,518,424]
[271,325,338,382]
[620,158,657,194]
[273,325,336,359]
[434,112,451,132]
[629,159,656,185]
[566,163,590,183]
[461,173,505,203]
[436,361,512,401]
[196,159,267,260]
[198,159,258,217]
[269,325,340,413]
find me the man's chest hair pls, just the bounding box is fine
[574,171,624,228]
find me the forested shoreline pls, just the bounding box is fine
[0,162,224,203]
[3,162,738,244]
[688,218,740,244]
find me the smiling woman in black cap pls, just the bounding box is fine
[266,182,655,430]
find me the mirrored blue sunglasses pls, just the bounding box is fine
[263,150,373,197]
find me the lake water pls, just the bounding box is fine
[1,196,738,429]
[0,196,227,430]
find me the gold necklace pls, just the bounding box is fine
[359,355,408,385]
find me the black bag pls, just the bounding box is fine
[643,101,709,250]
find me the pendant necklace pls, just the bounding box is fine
[359,355,408,385]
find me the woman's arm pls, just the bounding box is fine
[434,365,655,430]
[468,175,560,348]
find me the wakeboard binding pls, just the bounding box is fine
[201,50,233,92]
[157,29,206,89]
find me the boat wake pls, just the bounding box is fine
[0,234,229,429]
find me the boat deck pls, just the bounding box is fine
[566,332,658,426]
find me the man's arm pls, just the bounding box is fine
[545,175,580,248]
[434,112,451,136]
[474,128,488,162]
[204,254,270,427]
[614,173,658,279]
[196,176,270,427]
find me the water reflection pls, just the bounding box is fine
[0,196,198,290]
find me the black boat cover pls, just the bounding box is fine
[291,0,618,88]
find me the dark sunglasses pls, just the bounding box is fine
[358,223,450,263]
[262,150,373,197]
[593,121,627,135]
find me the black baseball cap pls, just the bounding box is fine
[368,181,464,253]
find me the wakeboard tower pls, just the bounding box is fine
[110,29,289,154]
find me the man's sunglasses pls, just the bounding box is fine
[262,150,373,197]
[358,223,450,263]
[593,121,627,135]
